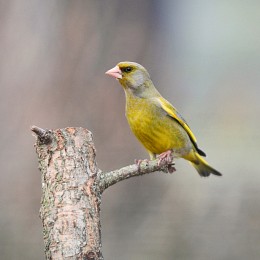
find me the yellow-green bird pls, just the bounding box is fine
[105,61,221,177]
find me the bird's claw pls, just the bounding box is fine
[157,150,173,166]
[157,150,176,174]
[135,159,149,171]
[135,152,176,174]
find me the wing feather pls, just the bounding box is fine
[157,97,206,157]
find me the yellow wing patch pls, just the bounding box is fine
[157,97,198,146]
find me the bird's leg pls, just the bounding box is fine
[134,150,176,173]
[157,150,176,173]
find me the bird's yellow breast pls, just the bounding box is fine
[125,95,191,156]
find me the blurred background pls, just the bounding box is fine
[0,0,259,259]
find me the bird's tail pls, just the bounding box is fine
[187,152,222,177]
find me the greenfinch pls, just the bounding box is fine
[106,61,221,177]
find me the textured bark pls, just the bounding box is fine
[33,127,102,260]
[98,159,173,193]
[32,126,173,259]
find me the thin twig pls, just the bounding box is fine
[98,159,175,193]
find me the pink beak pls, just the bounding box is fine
[105,65,122,79]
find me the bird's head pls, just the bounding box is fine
[106,61,159,98]
[106,61,150,88]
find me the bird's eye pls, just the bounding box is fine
[123,67,132,73]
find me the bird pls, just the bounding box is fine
[105,61,221,177]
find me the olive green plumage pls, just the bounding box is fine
[106,61,221,177]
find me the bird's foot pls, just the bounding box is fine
[157,150,173,165]
[135,159,149,171]
[157,150,176,174]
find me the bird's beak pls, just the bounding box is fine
[105,65,122,79]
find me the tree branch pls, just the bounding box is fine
[31,125,52,144]
[98,159,175,193]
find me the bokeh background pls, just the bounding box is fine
[0,1,259,259]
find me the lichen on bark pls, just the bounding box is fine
[34,127,103,259]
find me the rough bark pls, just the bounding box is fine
[32,126,173,260]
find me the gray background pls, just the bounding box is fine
[0,1,259,259]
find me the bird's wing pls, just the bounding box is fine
[156,97,206,156]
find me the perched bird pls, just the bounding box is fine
[105,61,221,177]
